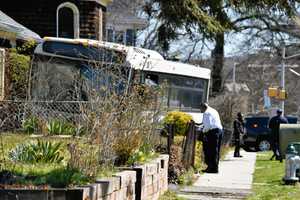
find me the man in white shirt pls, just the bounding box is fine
[200,102,223,173]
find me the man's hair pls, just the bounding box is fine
[200,102,208,109]
[237,112,243,118]
[277,109,283,115]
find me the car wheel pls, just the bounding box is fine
[256,140,271,151]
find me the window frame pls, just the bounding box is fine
[0,48,5,100]
[56,2,80,39]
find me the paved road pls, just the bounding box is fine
[174,150,257,199]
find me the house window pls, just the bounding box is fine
[0,48,5,100]
[126,29,136,46]
[115,31,125,44]
[106,29,137,46]
[107,29,114,42]
[56,2,80,38]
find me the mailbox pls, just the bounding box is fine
[279,124,300,157]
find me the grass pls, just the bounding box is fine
[159,190,186,200]
[0,133,31,157]
[248,151,300,200]
[0,133,159,188]
[178,168,196,185]
[0,133,112,187]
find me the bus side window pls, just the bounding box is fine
[145,74,159,86]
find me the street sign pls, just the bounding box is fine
[268,87,287,100]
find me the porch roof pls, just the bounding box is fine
[0,10,41,41]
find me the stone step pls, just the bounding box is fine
[171,185,252,200]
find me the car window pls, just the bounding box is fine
[287,117,298,124]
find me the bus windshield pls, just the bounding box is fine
[143,72,208,111]
[30,41,128,101]
[42,41,125,63]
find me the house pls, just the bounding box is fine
[1,0,112,40]
[105,0,147,46]
[0,10,41,48]
[0,10,42,101]
[1,0,146,46]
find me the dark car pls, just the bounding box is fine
[242,116,298,151]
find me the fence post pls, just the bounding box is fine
[182,121,196,169]
[167,124,174,154]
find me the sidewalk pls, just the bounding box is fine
[175,149,257,199]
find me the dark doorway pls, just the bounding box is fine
[58,7,74,38]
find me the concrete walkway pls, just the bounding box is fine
[175,150,257,199]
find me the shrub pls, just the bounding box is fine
[113,130,143,165]
[46,167,89,188]
[163,111,192,136]
[16,40,37,55]
[46,120,63,135]
[46,120,75,135]
[62,122,76,135]
[127,144,157,166]
[67,142,99,178]
[9,140,64,164]
[74,125,87,136]
[168,145,185,184]
[22,116,38,134]
[178,168,195,185]
[8,49,30,99]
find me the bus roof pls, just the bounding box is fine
[42,37,164,60]
[40,37,211,80]
[135,59,211,80]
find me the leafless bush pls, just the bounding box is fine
[67,142,99,177]
[78,82,165,166]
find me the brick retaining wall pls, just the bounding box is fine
[0,155,169,200]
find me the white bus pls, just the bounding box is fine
[30,37,211,123]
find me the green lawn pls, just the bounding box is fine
[0,133,110,187]
[248,151,300,200]
[159,191,186,200]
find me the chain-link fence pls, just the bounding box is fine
[0,100,91,132]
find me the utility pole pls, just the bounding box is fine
[233,62,237,93]
[281,48,286,115]
[281,45,300,115]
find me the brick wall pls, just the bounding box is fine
[121,154,169,200]
[0,155,169,200]
[80,154,169,200]
[1,0,106,40]
[79,170,137,200]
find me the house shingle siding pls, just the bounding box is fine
[1,0,106,39]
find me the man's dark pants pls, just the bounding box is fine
[204,128,223,171]
[234,138,240,157]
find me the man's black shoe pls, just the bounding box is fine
[202,168,218,173]
[201,168,211,173]
[206,169,218,173]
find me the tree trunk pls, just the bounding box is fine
[211,32,224,94]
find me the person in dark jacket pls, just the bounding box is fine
[268,109,288,162]
[233,112,244,157]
